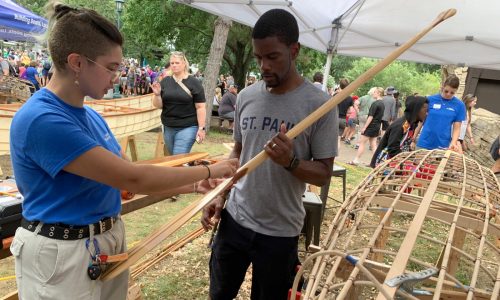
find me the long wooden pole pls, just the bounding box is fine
[102,8,457,281]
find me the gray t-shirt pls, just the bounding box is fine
[0,60,9,78]
[381,95,396,122]
[218,92,236,115]
[226,80,339,237]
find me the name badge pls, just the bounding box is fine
[433,104,441,109]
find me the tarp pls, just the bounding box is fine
[0,0,47,41]
[177,0,500,71]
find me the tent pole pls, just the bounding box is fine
[322,20,340,92]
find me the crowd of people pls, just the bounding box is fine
[5,2,498,300]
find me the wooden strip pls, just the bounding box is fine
[434,154,468,297]
[135,152,209,166]
[0,290,18,300]
[371,196,500,244]
[376,151,451,299]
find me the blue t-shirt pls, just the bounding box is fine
[417,93,466,150]
[25,66,38,85]
[10,88,122,225]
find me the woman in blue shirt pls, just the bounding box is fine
[25,61,40,92]
[416,75,465,152]
[9,2,237,299]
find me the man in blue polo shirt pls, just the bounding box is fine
[416,75,465,151]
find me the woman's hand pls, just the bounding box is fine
[150,82,161,96]
[196,128,206,143]
[207,158,239,178]
[195,178,224,194]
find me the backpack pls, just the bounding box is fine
[43,61,51,70]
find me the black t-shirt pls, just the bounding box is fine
[160,75,206,127]
[337,96,353,118]
[367,100,385,126]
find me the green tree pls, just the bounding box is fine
[17,0,116,20]
[344,58,440,97]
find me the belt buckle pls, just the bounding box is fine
[99,220,106,234]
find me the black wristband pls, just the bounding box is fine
[202,164,211,179]
[285,155,300,171]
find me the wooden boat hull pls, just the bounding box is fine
[0,94,161,155]
[295,150,500,300]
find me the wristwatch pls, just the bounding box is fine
[285,155,300,171]
[199,127,206,131]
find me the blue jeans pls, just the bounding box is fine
[163,125,198,155]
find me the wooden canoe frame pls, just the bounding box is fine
[291,150,500,299]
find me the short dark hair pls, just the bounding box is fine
[252,9,298,46]
[339,78,349,89]
[44,1,123,71]
[444,74,460,89]
[313,72,323,83]
[164,62,170,69]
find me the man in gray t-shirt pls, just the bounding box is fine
[202,9,338,300]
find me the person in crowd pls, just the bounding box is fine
[355,87,376,149]
[312,71,323,90]
[126,66,136,96]
[415,75,466,152]
[157,62,171,82]
[381,86,397,136]
[349,87,384,166]
[9,2,238,300]
[151,51,207,155]
[18,63,27,79]
[217,74,227,95]
[119,65,128,95]
[393,90,403,118]
[25,61,41,93]
[491,136,500,178]
[343,95,359,144]
[370,96,428,167]
[213,86,222,115]
[201,9,338,299]
[458,94,477,151]
[0,56,10,103]
[42,59,52,86]
[218,84,238,129]
[136,68,148,95]
[337,78,354,141]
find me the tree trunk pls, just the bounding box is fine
[203,17,232,132]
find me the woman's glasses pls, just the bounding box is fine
[85,56,121,81]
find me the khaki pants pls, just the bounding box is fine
[10,218,129,300]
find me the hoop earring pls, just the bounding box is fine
[74,73,80,86]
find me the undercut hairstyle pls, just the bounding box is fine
[339,78,349,89]
[443,74,460,89]
[313,72,323,83]
[42,0,123,71]
[252,9,299,46]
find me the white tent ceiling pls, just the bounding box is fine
[177,0,500,70]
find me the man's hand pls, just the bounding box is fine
[201,195,225,231]
[264,123,294,167]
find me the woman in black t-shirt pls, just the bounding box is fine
[349,87,384,165]
[151,51,206,155]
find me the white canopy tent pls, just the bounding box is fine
[177,0,500,88]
